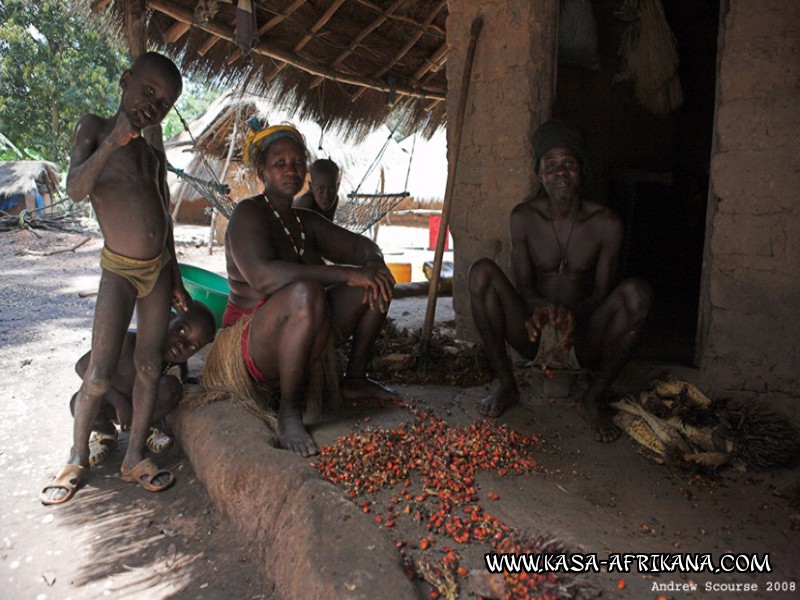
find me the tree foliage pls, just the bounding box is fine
[162,80,222,140]
[0,0,127,165]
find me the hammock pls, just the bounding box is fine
[170,107,418,234]
[168,163,236,219]
[333,128,417,234]
[334,191,409,234]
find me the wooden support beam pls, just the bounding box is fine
[411,42,448,82]
[198,15,236,56]
[164,20,191,43]
[351,0,446,102]
[147,0,445,100]
[309,0,407,89]
[262,0,347,84]
[226,0,308,64]
[125,0,147,58]
[353,0,445,37]
[197,34,222,57]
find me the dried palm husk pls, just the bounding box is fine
[721,400,800,470]
[614,0,683,117]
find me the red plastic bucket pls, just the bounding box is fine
[428,215,450,251]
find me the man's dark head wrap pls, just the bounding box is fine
[532,120,590,175]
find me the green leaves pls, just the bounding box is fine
[0,0,127,165]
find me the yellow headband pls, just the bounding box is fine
[242,124,305,165]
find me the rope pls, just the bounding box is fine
[167,165,231,196]
[170,106,238,219]
[403,131,417,192]
[339,117,421,233]
[352,130,393,195]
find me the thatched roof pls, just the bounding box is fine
[97,0,449,140]
[0,161,61,198]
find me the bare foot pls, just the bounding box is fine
[575,396,621,443]
[477,386,519,418]
[341,376,399,401]
[278,413,318,457]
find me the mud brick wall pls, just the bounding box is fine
[447,0,558,339]
[702,0,800,395]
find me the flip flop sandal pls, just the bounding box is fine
[121,458,175,492]
[40,464,88,506]
[89,431,118,466]
[146,427,173,454]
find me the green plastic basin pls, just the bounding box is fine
[179,263,229,329]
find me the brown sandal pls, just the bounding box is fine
[89,431,118,466]
[121,458,174,492]
[40,464,88,505]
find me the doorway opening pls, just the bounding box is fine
[554,0,720,364]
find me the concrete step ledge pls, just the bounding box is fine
[170,401,418,599]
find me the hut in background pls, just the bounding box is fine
[166,90,446,241]
[0,161,61,216]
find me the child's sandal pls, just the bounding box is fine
[146,427,173,454]
[89,431,118,466]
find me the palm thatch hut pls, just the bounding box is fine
[0,161,61,216]
[93,0,800,404]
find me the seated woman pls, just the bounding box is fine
[203,121,396,457]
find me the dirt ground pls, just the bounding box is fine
[0,227,269,600]
[1,224,799,599]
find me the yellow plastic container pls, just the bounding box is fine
[387,262,412,284]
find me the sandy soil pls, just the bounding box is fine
[2,224,799,600]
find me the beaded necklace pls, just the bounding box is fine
[263,193,305,256]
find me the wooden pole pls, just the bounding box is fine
[417,15,483,374]
[125,0,146,57]
[125,0,166,151]
[224,0,308,62]
[208,115,239,254]
[352,0,446,37]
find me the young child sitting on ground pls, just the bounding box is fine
[41,52,189,505]
[71,301,216,466]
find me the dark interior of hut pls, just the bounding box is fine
[553,0,720,365]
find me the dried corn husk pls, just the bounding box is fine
[654,378,711,408]
[613,395,691,453]
[614,411,666,456]
[614,378,799,471]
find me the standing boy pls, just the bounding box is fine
[42,52,189,504]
